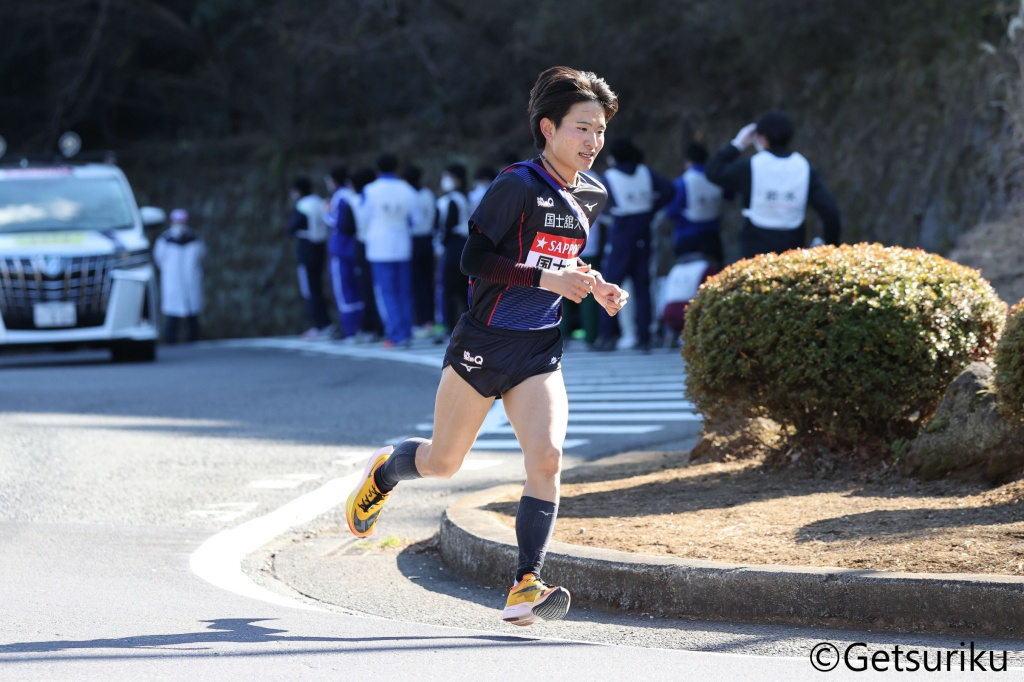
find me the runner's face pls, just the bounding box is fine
[542,101,607,182]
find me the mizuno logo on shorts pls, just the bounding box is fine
[460,363,481,373]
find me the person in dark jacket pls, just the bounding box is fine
[706,110,841,259]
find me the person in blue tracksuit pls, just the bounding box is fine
[706,110,841,258]
[357,153,420,348]
[286,176,331,339]
[664,142,727,264]
[324,166,364,340]
[594,137,675,352]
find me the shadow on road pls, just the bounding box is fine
[0,617,559,659]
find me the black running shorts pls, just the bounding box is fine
[443,313,563,398]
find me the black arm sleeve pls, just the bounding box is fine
[808,167,842,245]
[461,230,542,287]
[705,144,752,199]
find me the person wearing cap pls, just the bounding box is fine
[153,209,205,343]
[706,110,841,258]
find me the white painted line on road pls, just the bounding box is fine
[488,424,663,435]
[570,412,702,421]
[248,473,323,489]
[211,337,444,368]
[564,379,685,388]
[473,438,589,450]
[568,391,684,401]
[563,401,695,411]
[190,470,363,611]
[186,502,258,523]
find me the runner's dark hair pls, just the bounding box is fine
[292,176,312,196]
[329,165,348,185]
[528,66,619,151]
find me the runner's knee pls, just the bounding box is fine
[525,444,562,479]
[417,445,465,479]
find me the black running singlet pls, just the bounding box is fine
[467,160,608,331]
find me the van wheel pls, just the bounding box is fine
[110,340,157,363]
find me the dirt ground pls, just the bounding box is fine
[486,452,1024,575]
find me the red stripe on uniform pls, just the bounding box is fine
[488,292,503,325]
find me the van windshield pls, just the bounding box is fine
[0,176,135,234]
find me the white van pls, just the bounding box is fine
[0,160,162,361]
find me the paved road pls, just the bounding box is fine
[1,341,1021,680]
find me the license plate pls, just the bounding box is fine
[33,302,77,328]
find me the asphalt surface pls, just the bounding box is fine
[1,340,1021,680]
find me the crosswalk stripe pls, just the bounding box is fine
[487,424,663,435]
[569,412,701,421]
[568,391,684,401]
[560,400,695,410]
[473,438,590,450]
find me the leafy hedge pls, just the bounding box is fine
[682,244,1006,446]
[995,299,1024,423]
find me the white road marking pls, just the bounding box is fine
[473,438,590,450]
[186,502,258,523]
[190,471,363,611]
[568,391,684,401]
[565,401,695,411]
[214,337,443,368]
[570,412,702,422]
[488,424,663,435]
[248,473,323,489]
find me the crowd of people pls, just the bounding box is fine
[152,109,841,349]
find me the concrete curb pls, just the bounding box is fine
[439,485,1024,637]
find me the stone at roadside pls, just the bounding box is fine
[902,362,1024,481]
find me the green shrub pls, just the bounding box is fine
[995,299,1024,423]
[682,244,1006,446]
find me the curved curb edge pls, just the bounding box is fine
[439,485,1024,637]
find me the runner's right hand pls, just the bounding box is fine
[539,265,597,303]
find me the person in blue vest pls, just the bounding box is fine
[706,110,841,258]
[593,137,675,352]
[436,163,471,332]
[664,142,726,264]
[323,166,364,341]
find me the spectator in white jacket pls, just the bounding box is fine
[402,164,438,332]
[358,154,420,347]
[153,208,205,343]
[287,176,332,339]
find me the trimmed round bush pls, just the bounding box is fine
[995,299,1024,423]
[682,244,1006,446]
